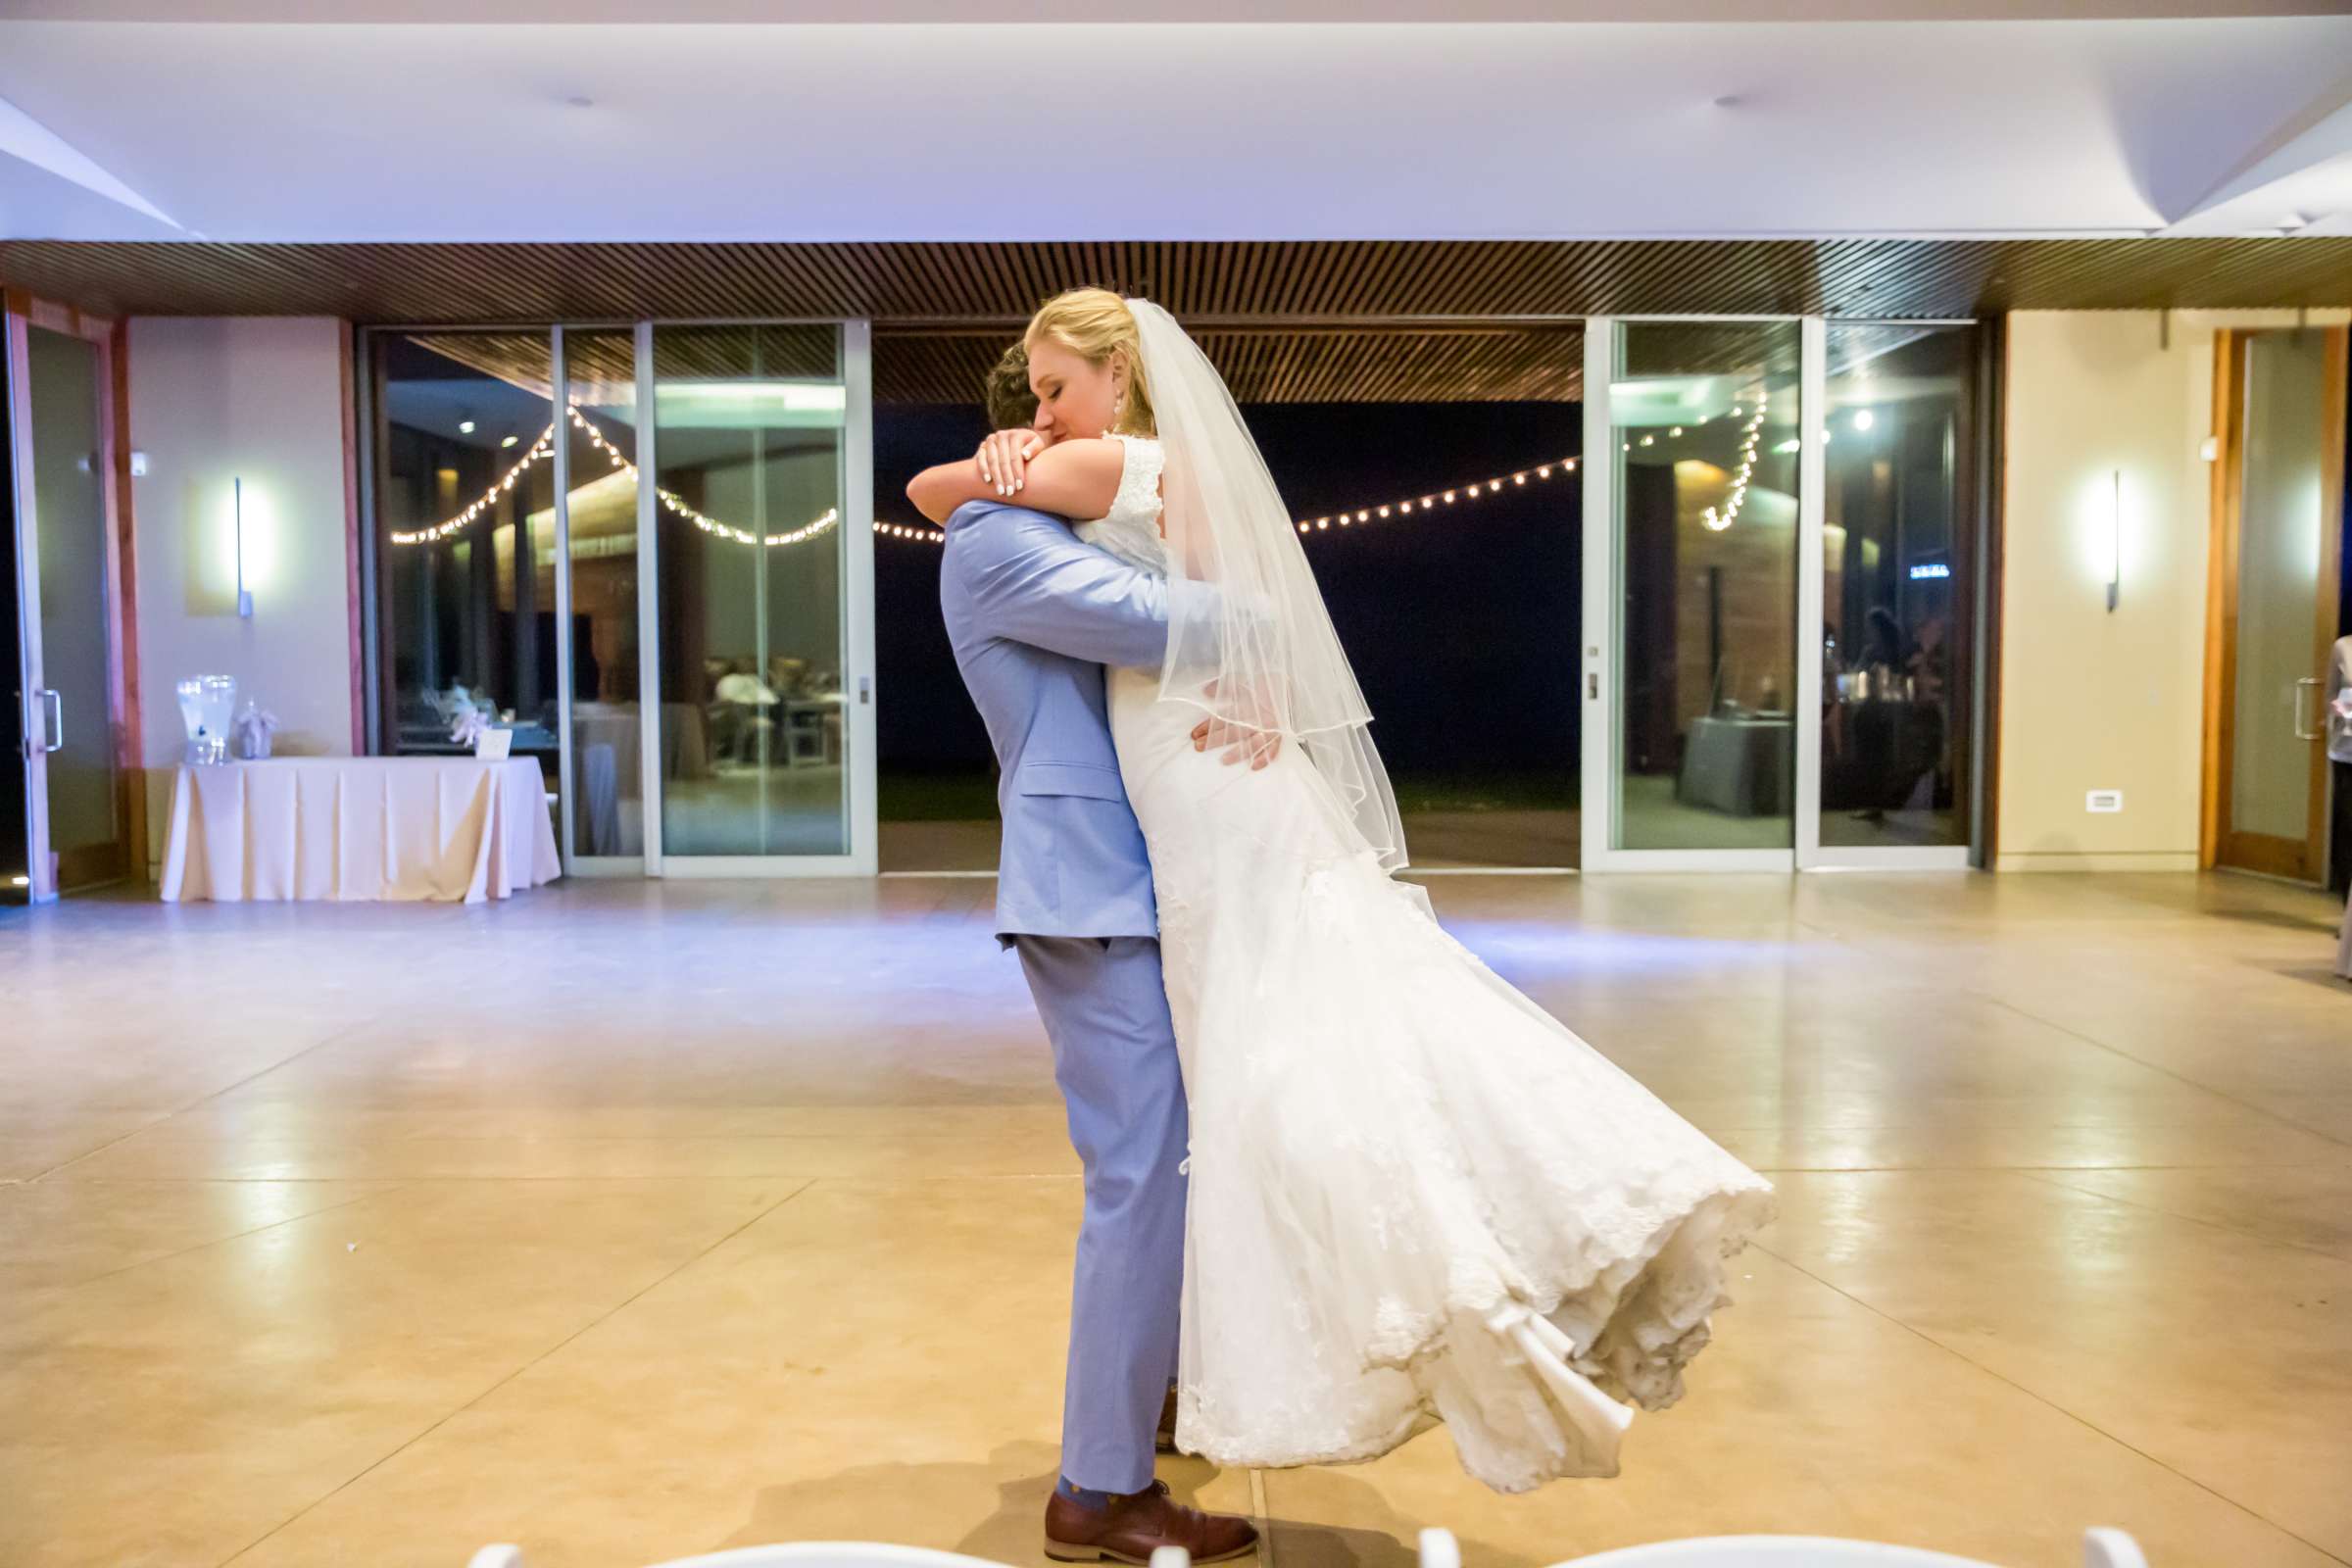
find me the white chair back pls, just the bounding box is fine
[1556,1544,2003,1566]
[470,1525,2148,1568]
[1548,1531,2148,1567]
[2083,1532,2148,1568]
[469,1546,1031,1568]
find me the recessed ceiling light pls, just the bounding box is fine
[459,419,475,434]
[502,434,519,448]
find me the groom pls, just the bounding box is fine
[935,346,1259,1564]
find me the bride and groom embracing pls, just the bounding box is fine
[907,291,1774,1564]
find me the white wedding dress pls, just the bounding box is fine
[1078,433,1776,1494]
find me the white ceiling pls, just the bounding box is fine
[2,9,2348,243]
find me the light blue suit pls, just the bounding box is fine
[939,499,1185,1494]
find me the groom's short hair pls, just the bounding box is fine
[984,341,1037,430]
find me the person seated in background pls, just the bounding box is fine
[712,657,778,764]
[767,655,811,699]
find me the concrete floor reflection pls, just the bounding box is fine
[2,870,2348,1568]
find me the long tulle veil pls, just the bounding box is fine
[1128,298,1408,872]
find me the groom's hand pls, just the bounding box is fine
[1192,679,1283,769]
[1192,715,1280,769]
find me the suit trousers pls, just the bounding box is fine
[1014,935,1189,1494]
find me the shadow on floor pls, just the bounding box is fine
[724,1442,1536,1568]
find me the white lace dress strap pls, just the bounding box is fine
[1076,434,1168,574]
[1110,433,1165,524]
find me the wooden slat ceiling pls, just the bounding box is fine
[12,237,2345,403]
[875,324,1588,404]
[7,238,2349,321]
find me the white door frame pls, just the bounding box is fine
[643,317,878,879]
[1582,315,1802,873]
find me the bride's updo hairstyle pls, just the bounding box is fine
[1024,287,1158,438]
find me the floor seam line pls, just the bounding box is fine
[1969,990,2352,1152]
[212,1177,818,1568]
[1750,1240,2350,1564]
[49,1183,414,1293]
[29,1018,389,1184]
[2018,1169,2352,1266]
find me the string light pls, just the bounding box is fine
[392,405,843,550]
[389,426,556,545]
[1699,400,1772,533]
[1269,456,1582,540]
[401,433,1595,556]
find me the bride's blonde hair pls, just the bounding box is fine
[1025,288,1157,438]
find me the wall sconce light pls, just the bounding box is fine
[234,475,255,619]
[2106,468,2122,613]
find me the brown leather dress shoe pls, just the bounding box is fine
[1045,1480,1258,1565]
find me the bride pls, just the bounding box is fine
[914,289,1773,1494]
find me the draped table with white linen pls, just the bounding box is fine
[160,757,561,904]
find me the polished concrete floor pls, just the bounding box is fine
[5,871,2350,1568]
[879,810,1579,873]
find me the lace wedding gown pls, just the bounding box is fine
[1079,433,1775,1494]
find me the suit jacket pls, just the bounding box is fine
[939,500,1171,940]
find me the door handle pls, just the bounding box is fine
[858,675,871,707]
[40,689,64,753]
[2293,677,2324,741]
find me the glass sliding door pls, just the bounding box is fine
[645,321,875,874]
[362,318,876,879]
[1585,316,1984,874]
[1583,318,1805,869]
[1807,322,1980,867]
[553,326,650,869]
[372,331,561,797]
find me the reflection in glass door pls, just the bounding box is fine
[1584,318,1804,869]
[373,331,561,790]
[1810,322,1979,867]
[647,322,876,873]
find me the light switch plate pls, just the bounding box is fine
[2086,789,2124,813]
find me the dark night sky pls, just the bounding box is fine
[872,401,1583,784]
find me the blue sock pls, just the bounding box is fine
[1056,1477,1114,1510]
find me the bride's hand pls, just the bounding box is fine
[975,429,1050,498]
